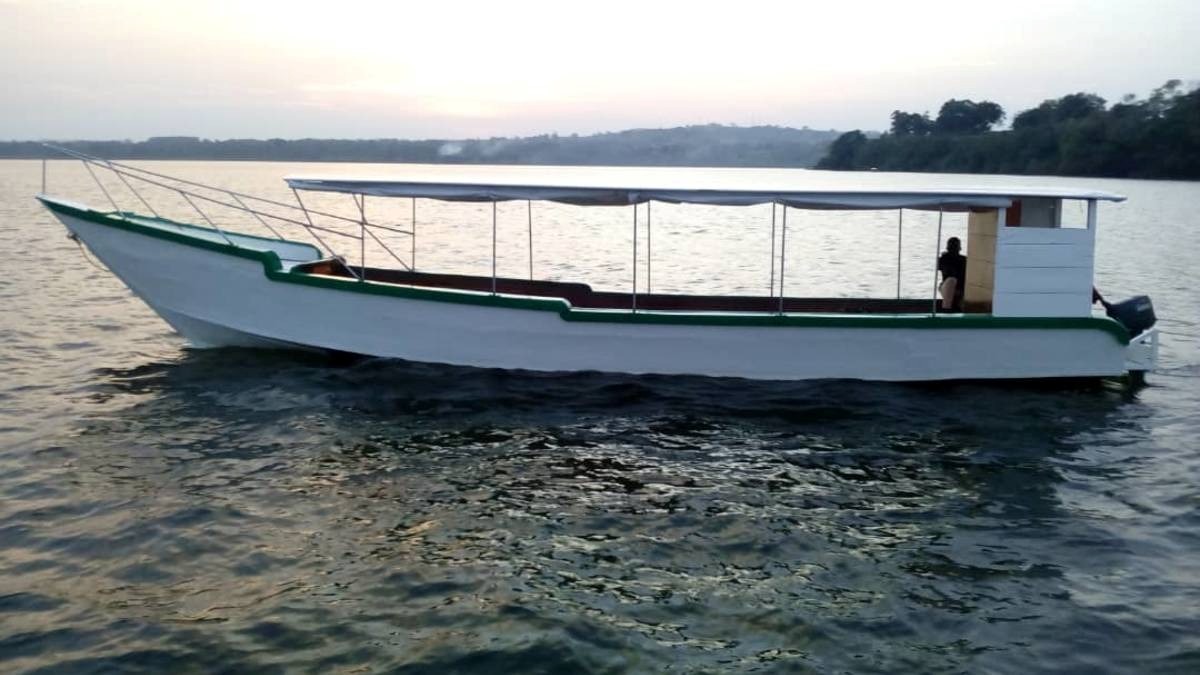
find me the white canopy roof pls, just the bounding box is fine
[284,168,1126,211]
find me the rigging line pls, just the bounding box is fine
[231,193,286,240]
[180,192,237,248]
[82,161,120,213]
[110,163,159,217]
[77,160,359,240]
[43,144,368,228]
[292,187,361,280]
[363,225,412,272]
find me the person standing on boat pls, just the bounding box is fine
[938,237,966,312]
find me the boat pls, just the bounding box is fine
[36,148,1160,382]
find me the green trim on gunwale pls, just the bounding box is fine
[38,196,1131,345]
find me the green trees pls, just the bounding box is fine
[818,82,1200,179]
[1012,93,1106,129]
[890,111,934,136]
[821,130,869,168]
[887,100,1004,135]
[821,98,1005,170]
[933,99,1005,134]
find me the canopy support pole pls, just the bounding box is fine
[411,198,416,271]
[931,206,944,316]
[896,209,903,299]
[769,203,777,298]
[354,193,366,281]
[491,200,498,295]
[778,205,788,314]
[646,201,652,293]
[527,200,534,280]
[632,203,638,311]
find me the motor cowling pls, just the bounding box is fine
[1106,295,1156,337]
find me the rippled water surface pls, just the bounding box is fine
[2,160,1199,673]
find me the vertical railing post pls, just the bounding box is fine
[411,198,417,271]
[931,206,944,316]
[896,209,903,299]
[778,205,788,314]
[527,200,534,281]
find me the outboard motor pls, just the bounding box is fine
[1106,295,1156,337]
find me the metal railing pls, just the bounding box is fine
[40,144,415,279]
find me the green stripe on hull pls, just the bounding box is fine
[38,196,1132,345]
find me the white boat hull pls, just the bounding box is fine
[43,197,1134,382]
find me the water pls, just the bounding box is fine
[1,160,1199,673]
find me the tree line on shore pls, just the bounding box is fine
[0,124,838,168]
[817,80,1199,179]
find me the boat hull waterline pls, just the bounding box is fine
[42,197,1135,382]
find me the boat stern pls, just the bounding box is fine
[1124,328,1160,373]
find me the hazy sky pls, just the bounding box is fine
[2,0,1197,140]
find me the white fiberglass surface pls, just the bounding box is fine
[122,213,321,263]
[28,160,1199,368]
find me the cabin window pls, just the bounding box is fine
[1005,198,1060,228]
[1004,198,1089,229]
[1058,200,1090,229]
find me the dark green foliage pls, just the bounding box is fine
[934,99,1005,134]
[817,81,1200,179]
[822,130,869,168]
[890,111,934,136]
[1012,93,1106,129]
[1,125,840,168]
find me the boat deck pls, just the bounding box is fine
[292,260,937,314]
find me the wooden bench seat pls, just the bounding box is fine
[292,261,934,314]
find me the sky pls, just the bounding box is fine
[1,0,1197,140]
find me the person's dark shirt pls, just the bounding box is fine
[938,251,966,287]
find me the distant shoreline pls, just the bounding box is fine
[0,125,840,169]
[10,156,1196,183]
